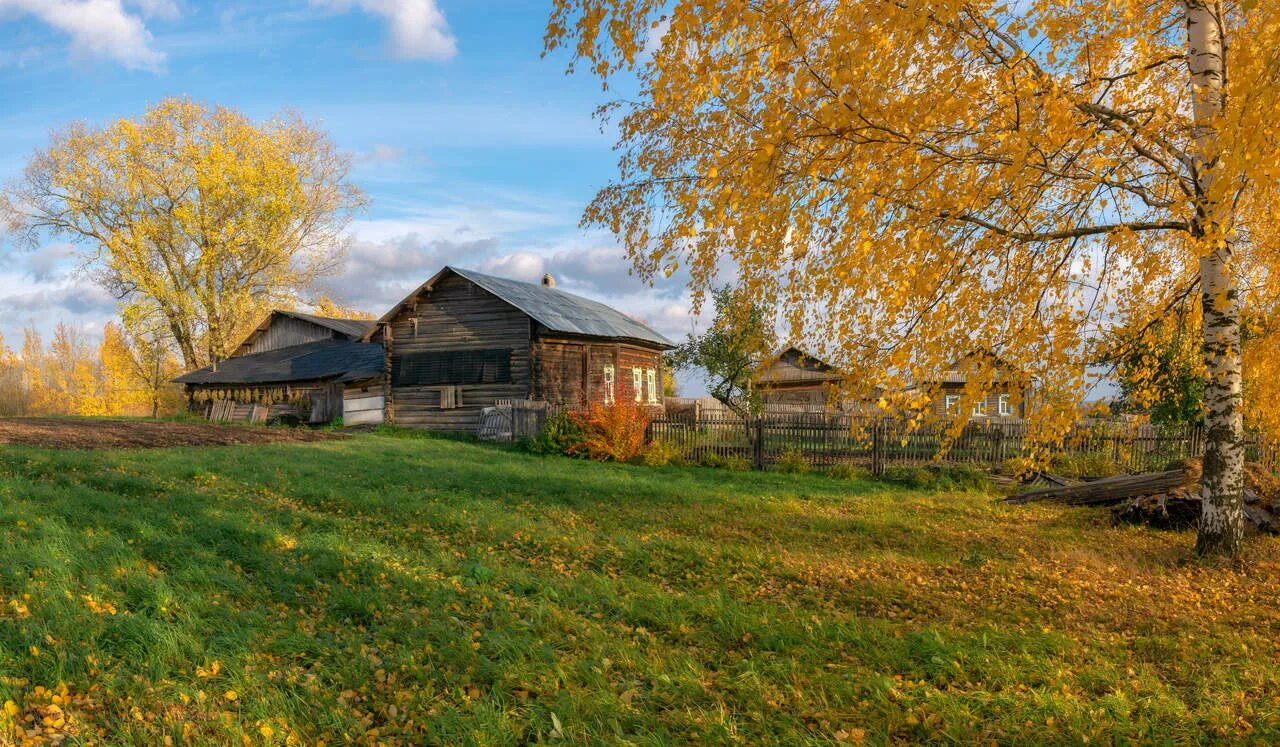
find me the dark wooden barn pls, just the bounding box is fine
[176,311,384,424]
[366,266,675,431]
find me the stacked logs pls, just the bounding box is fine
[1003,460,1279,534]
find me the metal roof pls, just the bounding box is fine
[449,267,674,347]
[369,266,675,348]
[280,311,377,340]
[232,310,378,357]
[175,339,384,386]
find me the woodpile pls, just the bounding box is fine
[1004,469,1193,506]
[1004,459,1280,534]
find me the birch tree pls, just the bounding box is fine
[3,97,365,370]
[546,1,1280,556]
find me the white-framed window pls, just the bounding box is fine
[944,395,961,416]
[972,398,987,417]
[998,393,1013,417]
[633,367,644,403]
[602,365,615,404]
[646,368,658,404]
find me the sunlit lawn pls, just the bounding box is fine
[1,428,1278,744]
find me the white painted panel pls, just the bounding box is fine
[344,395,385,413]
[344,408,384,426]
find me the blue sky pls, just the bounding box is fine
[0,0,706,385]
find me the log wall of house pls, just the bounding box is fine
[381,273,532,431]
[929,383,1025,420]
[530,334,665,408]
[240,316,336,356]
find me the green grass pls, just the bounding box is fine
[1,430,1279,744]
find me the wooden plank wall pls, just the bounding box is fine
[385,273,532,431]
[530,335,665,407]
[241,315,335,356]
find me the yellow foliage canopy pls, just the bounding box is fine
[3,97,365,370]
[546,1,1280,448]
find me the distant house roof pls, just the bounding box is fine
[369,266,675,348]
[756,346,844,386]
[175,339,384,386]
[233,310,376,356]
[281,311,377,340]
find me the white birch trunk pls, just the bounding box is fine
[1187,1,1244,556]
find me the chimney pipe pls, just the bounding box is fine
[541,273,556,289]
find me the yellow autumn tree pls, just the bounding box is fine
[100,319,184,418]
[2,97,366,371]
[311,296,376,320]
[546,1,1279,556]
[0,333,24,417]
[21,323,106,416]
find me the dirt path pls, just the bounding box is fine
[0,418,348,449]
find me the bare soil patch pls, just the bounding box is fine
[0,418,347,449]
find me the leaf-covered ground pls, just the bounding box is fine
[1,428,1278,745]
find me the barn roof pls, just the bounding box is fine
[370,266,675,348]
[279,311,377,340]
[233,310,376,356]
[175,339,384,386]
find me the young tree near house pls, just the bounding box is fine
[100,311,183,418]
[667,286,774,418]
[2,97,365,371]
[547,1,1280,557]
[1103,311,1206,426]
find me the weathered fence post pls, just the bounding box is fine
[990,426,1004,470]
[752,417,765,470]
[871,419,884,476]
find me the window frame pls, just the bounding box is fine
[602,365,615,404]
[646,368,659,404]
[998,393,1013,417]
[944,394,961,416]
[632,367,644,403]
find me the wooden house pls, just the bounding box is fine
[365,266,675,431]
[923,354,1029,420]
[755,346,846,410]
[754,346,1029,420]
[175,310,384,424]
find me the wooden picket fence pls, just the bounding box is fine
[646,414,1279,475]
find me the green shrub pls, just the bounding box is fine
[775,448,810,475]
[1049,452,1123,478]
[526,411,587,457]
[879,464,991,492]
[827,463,870,481]
[698,451,752,471]
[643,439,686,467]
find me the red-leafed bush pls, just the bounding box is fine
[569,401,652,462]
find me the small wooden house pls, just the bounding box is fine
[176,311,384,424]
[365,266,675,431]
[755,346,1029,419]
[923,354,1029,420]
[755,346,845,410]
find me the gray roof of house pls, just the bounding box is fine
[447,267,675,348]
[277,311,377,340]
[175,339,384,386]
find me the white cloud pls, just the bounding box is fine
[358,143,407,165]
[0,0,166,70]
[310,0,456,60]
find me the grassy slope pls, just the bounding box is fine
[1,432,1278,745]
